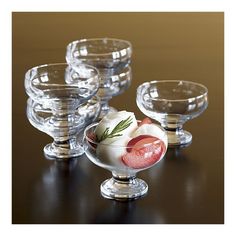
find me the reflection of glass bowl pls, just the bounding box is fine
[66,38,132,68]
[66,38,132,118]
[25,63,100,158]
[136,80,208,146]
[83,122,168,200]
[27,96,101,159]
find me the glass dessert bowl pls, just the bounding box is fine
[25,63,100,158]
[83,111,168,200]
[66,38,132,118]
[136,80,208,147]
[66,38,132,68]
[27,96,101,159]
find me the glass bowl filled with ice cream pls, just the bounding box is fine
[83,111,168,200]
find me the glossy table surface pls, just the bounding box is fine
[12,12,224,224]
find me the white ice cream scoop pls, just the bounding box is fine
[95,110,138,145]
[96,135,131,167]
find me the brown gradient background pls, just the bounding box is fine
[12,12,224,224]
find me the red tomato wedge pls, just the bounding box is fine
[87,132,97,148]
[122,135,165,169]
[126,135,155,152]
[139,117,152,126]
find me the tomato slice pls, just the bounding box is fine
[122,137,165,169]
[126,135,156,152]
[87,132,97,148]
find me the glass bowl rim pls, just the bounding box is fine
[137,80,208,102]
[24,62,100,99]
[66,37,132,57]
[25,62,99,82]
[84,122,167,149]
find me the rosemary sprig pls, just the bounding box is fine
[97,116,133,142]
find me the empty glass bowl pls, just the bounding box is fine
[27,96,101,159]
[83,122,168,200]
[66,38,132,118]
[25,63,100,158]
[66,38,132,69]
[137,80,208,146]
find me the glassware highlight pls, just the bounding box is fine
[66,38,132,118]
[83,122,168,200]
[136,80,208,146]
[25,63,100,158]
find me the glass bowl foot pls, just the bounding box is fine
[166,129,192,147]
[44,142,84,159]
[100,176,148,200]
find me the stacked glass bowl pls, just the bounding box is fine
[66,38,132,118]
[25,63,101,159]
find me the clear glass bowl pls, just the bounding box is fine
[136,80,208,146]
[25,63,100,111]
[83,122,168,200]
[66,38,132,118]
[27,96,101,159]
[66,38,132,69]
[25,63,100,158]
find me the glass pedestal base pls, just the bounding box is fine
[166,128,192,147]
[44,141,84,159]
[100,176,148,200]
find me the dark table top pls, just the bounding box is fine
[12,12,224,224]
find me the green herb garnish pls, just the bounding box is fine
[97,116,133,142]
